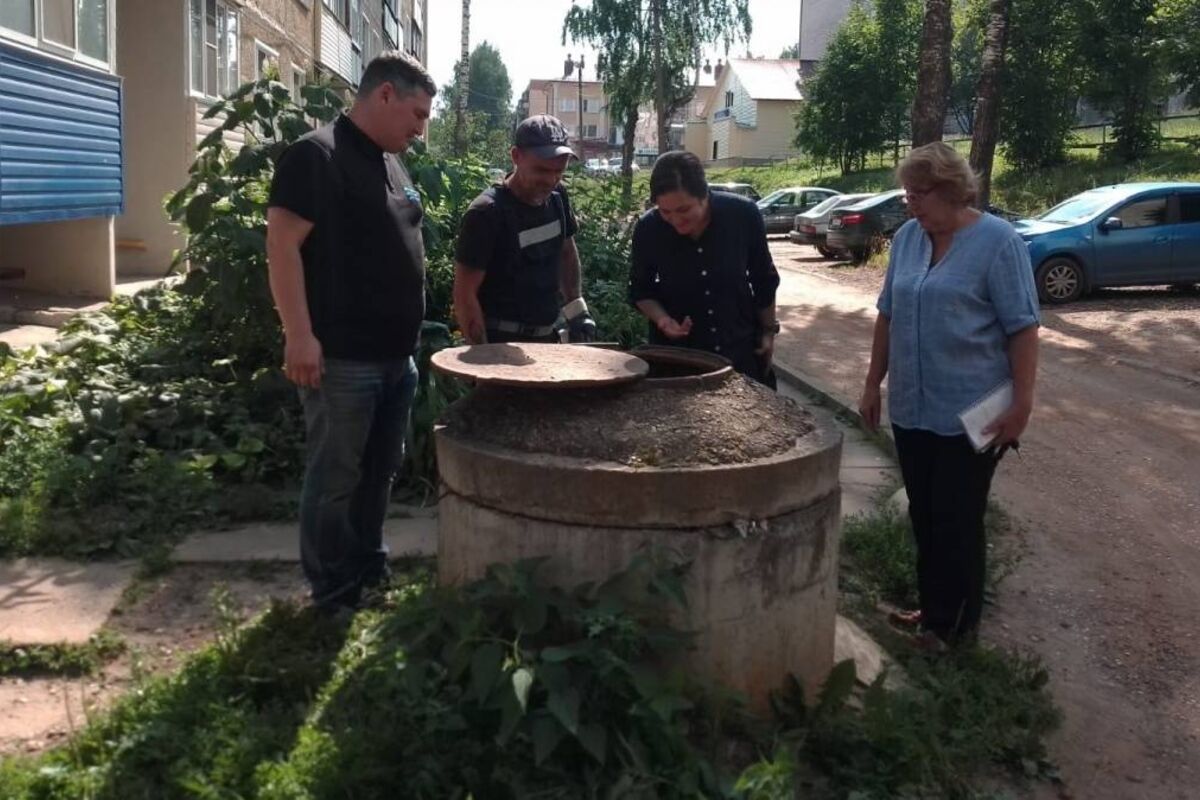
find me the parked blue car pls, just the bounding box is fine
[1014,182,1200,303]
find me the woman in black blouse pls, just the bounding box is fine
[628,152,781,387]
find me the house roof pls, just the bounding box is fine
[727,59,803,102]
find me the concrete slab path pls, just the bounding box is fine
[0,559,137,645]
[172,511,438,563]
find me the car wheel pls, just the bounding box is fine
[816,245,839,259]
[850,248,869,264]
[1036,257,1085,304]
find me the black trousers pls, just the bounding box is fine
[892,425,1002,641]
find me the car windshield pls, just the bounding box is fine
[1038,193,1118,225]
[804,195,844,216]
[758,189,790,206]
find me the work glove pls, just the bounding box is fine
[560,298,597,343]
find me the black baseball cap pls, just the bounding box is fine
[513,115,577,160]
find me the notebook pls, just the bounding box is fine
[958,380,1013,453]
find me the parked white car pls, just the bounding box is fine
[790,193,874,258]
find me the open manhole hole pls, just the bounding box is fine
[632,345,734,389]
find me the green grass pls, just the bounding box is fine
[0,540,1060,800]
[0,631,125,678]
[840,501,1024,614]
[706,139,1200,217]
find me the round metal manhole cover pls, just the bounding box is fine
[431,343,649,388]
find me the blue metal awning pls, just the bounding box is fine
[0,39,124,226]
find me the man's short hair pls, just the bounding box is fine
[359,50,437,99]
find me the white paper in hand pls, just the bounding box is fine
[958,380,1013,452]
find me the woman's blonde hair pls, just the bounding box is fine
[897,142,978,206]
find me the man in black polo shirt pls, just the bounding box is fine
[266,51,434,613]
[452,115,596,344]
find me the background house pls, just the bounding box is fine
[518,76,614,160]
[0,0,122,299]
[685,58,804,165]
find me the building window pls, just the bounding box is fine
[725,90,734,108]
[190,0,240,98]
[560,98,577,113]
[291,64,305,98]
[2,1,109,64]
[255,41,279,80]
[582,98,600,113]
[712,141,719,159]
[42,0,74,48]
[582,124,598,139]
[409,19,422,59]
[323,0,347,26]
[0,1,35,37]
[383,0,399,48]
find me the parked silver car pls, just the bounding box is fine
[758,186,840,234]
[790,193,874,258]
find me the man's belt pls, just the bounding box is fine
[486,318,557,337]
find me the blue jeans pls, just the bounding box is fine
[298,357,419,606]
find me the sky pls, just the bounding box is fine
[426,0,803,117]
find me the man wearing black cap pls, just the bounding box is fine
[452,115,596,344]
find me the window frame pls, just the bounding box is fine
[0,0,113,69]
[254,39,279,81]
[290,63,305,99]
[189,0,240,100]
[724,90,734,109]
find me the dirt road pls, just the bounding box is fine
[770,240,1200,800]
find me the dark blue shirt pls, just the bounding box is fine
[629,191,779,358]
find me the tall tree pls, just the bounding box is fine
[967,0,1010,208]
[441,42,514,131]
[564,1,750,196]
[947,0,988,135]
[795,2,888,174]
[453,0,471,156]
[565,0,650,205]
[1000,0,1079,170]
[779,43,801,59]
[1077,0,1166,162]
[1157,0,1200,108]
[910,0,954,145]
[649,0,751,154]
[875,0,923,162]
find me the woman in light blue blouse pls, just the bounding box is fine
[859,142,1040,649]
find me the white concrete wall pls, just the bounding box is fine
[114,0,189,277]
[0,217,115,298]
[732,100,802,161]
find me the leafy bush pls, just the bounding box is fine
[570,177,649,347]
[0,80,480,558]
[1,558,736,799]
